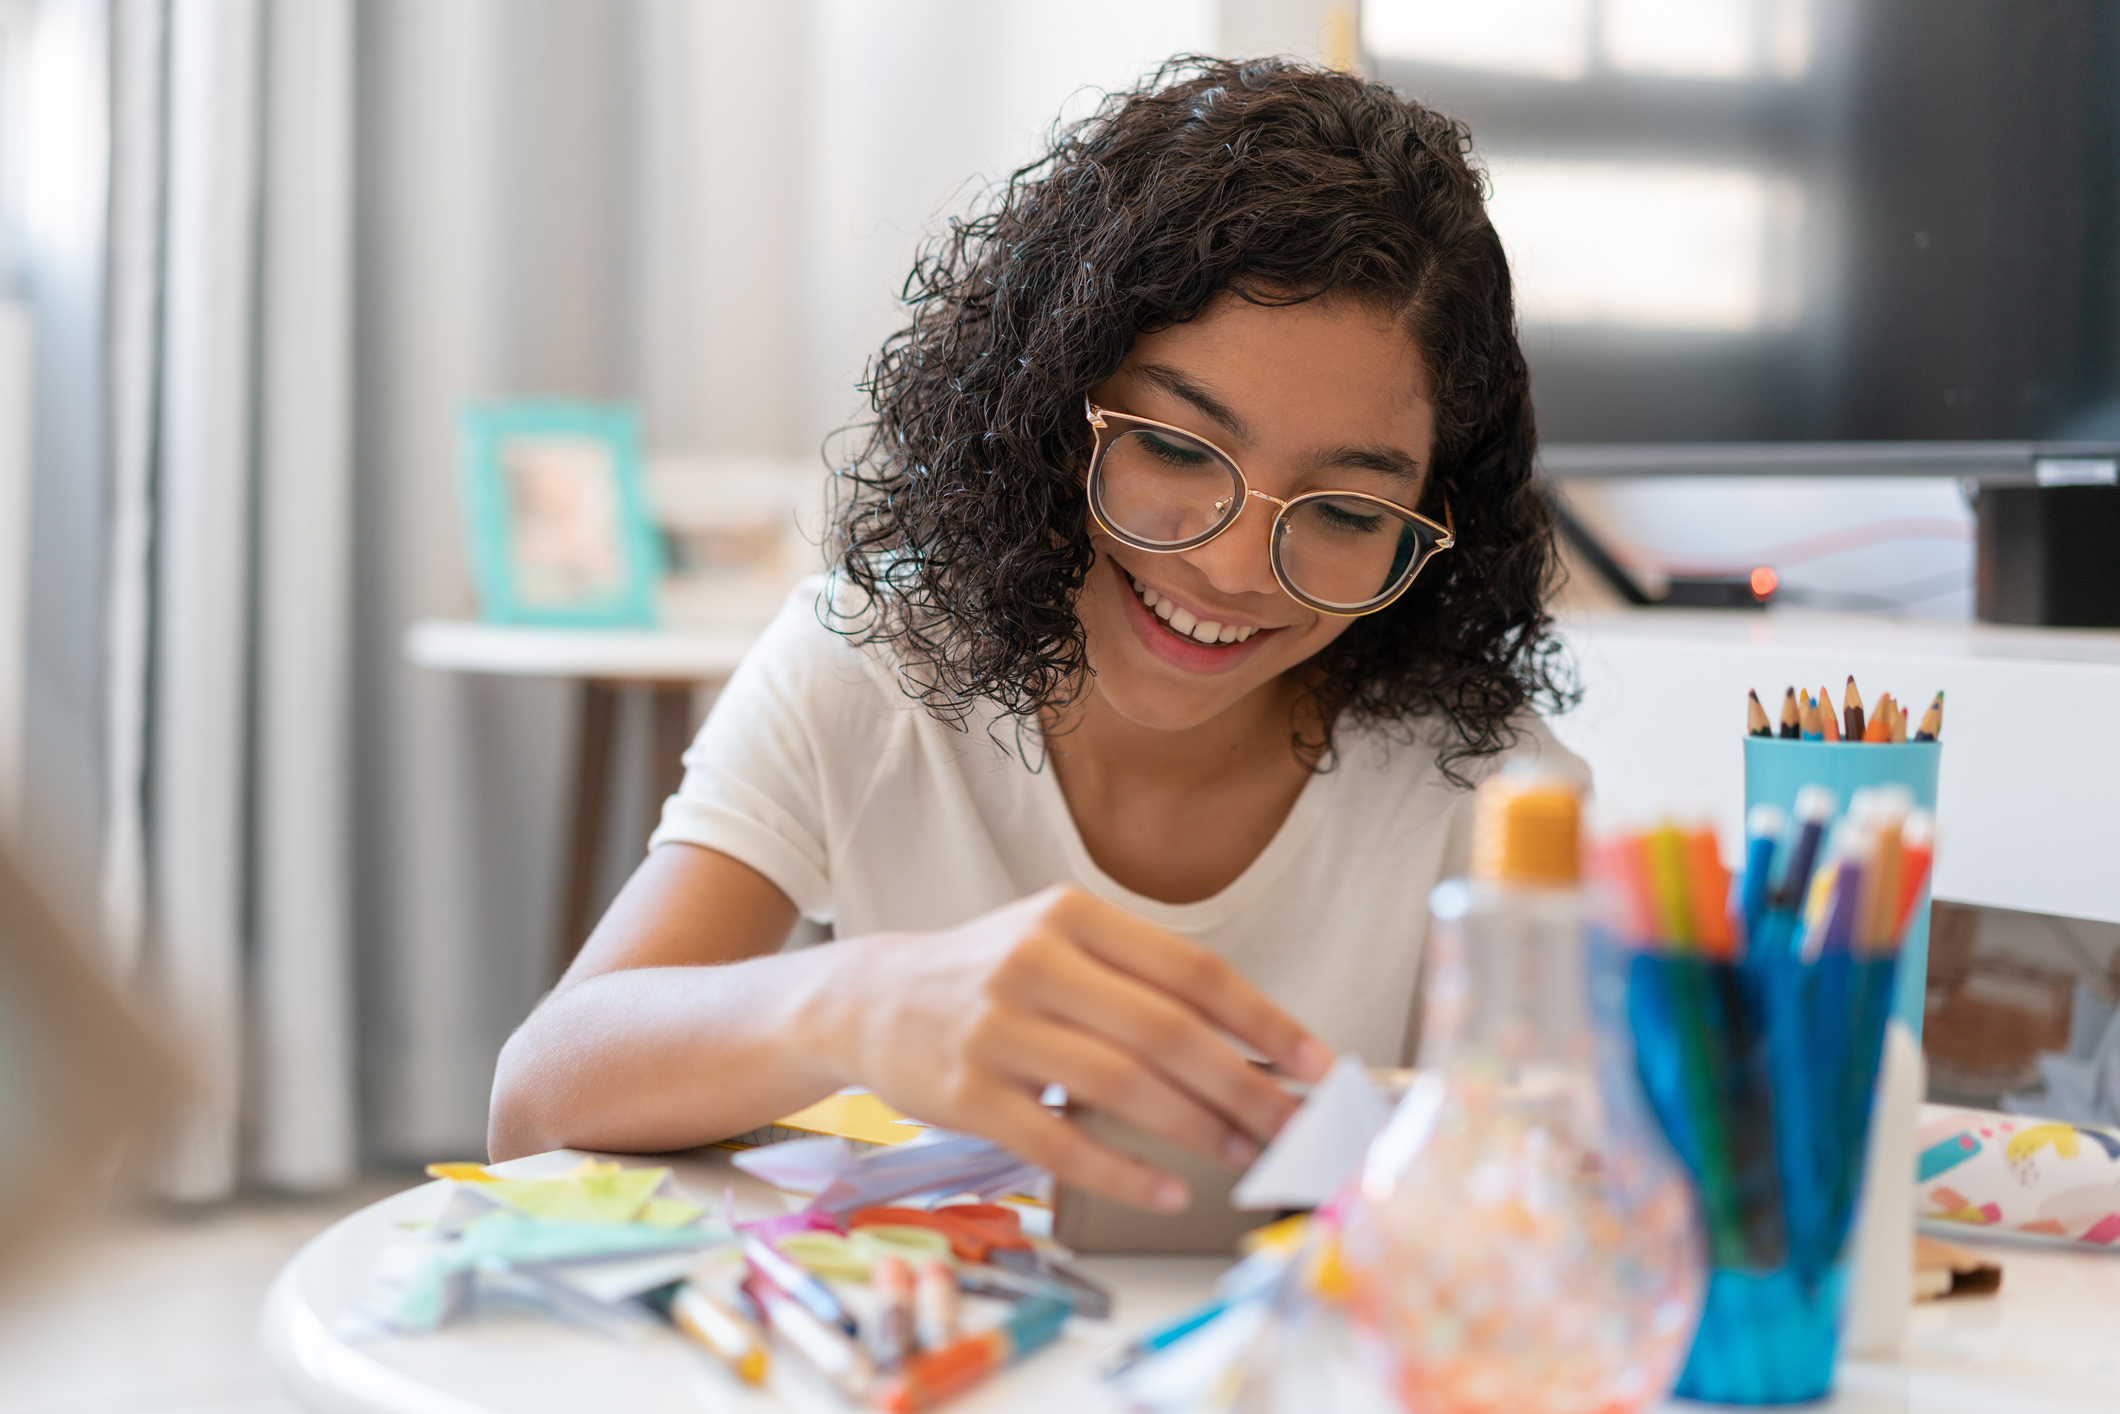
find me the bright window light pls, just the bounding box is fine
[1484,159,1801,332]
[1366,0,1812,83]
[1602,0,1752,79]
[1362,0,1592,82]
[1766,0,1813,81]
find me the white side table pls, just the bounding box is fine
[404,618,769,977]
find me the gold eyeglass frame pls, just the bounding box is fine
[1083,397,1456,617]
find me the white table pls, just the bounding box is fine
[263,1148,2120,1414]
[404,618,770,976]
[1551,607,2120,926]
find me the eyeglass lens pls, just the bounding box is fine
[1093,426,1430,609]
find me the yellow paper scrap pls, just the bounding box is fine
[427,1161,496,1182]
[772,1090,918,1147]
[639,1196,708,1229]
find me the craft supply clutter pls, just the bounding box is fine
[335,669,2070,1411]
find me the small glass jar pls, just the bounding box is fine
[1340,773,1703,1414]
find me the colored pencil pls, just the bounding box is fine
[1913,691,1943,742]
[1800,692,1823,741]
[1894,811,1936,938]
[1843,676,1865,741]
[1889,696,1908,743]
[1747,689,1774,738]
[1739,804,1784,947]
[1776,785,1836,915]
[1682,824,1735,957]
[1817,685,1840,741]
[1644,822,1698,947]
[1861,695,1891,742]
[1778,687,1801,740]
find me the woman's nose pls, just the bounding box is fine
[1182,491,1283,600]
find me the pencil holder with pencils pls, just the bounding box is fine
[1597,787,1930,1405]
[1628,946,1896,1404]
[1743,738,1939,1034]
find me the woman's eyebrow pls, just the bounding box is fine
[1133,364,1253,444]
[1313,443,1424,481]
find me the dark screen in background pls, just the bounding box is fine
[1371,0,2120,445]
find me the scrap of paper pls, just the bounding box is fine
[425,1158,707,1232]
[774,1089,921,1147]
[1233,1056,1393,1211]
[392,1215,725,1331]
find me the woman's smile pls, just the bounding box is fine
[1114,555,1281,669]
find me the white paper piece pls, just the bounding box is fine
[1844,1020,1923,1356]
[731,1136,861,1195]
[1232,1056,1393,1211]
[540,1247,726,1305]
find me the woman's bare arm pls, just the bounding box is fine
[489,844,812,1160]
[488,844,1334,1210]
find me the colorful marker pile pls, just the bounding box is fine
[1747,676,1942,743]
[1595,791,1929,1403]
[363,1144,1105,1411]
[698,1205,1081,1411]
[658,1185,1107,1410]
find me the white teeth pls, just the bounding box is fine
[1133,576,1259,645]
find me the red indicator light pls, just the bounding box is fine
[1750,566,1778,598]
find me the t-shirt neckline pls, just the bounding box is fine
[1026,741,1336,933]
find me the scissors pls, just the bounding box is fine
[850,1204,1112,1318]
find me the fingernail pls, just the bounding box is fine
[1152,1176,1189,1212]
[1295,1038,1334,1079]
[1221,1132,1260,1166]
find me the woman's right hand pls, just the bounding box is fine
[799,884,1335,1212]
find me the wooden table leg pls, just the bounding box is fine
[558,679,619,980]
[649,684,693,839]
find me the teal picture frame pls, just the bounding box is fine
[457,401,663,627]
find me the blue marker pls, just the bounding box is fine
[1740,803,1783,945]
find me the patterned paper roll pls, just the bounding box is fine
[1915,1104,2120,1246]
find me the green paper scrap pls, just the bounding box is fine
[480,1166,669,1224]
[393,1216,725,1332]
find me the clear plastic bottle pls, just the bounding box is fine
[1340,772,1703,1414]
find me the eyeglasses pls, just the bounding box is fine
[1083,398,1455,616]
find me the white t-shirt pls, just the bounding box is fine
[650,579,1587,1066]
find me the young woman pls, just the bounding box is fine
[490,59,1580,1213]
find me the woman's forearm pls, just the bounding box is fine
[487,947,853,1161]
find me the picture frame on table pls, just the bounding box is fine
[457,402,664,627]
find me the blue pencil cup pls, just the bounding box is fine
[1632,950,1898,1404]
[1742,738,1940,1036]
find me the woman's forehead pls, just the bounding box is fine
[1113,299,1434,450]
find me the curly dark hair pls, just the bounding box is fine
[830,55,1576,779]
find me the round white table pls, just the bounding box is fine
[262,1146,1220,1414]
[263,1148,2120,1414]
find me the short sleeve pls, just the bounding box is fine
[648,578,885,922]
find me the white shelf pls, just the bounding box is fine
[1550,609,2120,926]
[403,617,768,683]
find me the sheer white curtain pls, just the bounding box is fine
[98,0,355,1199]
